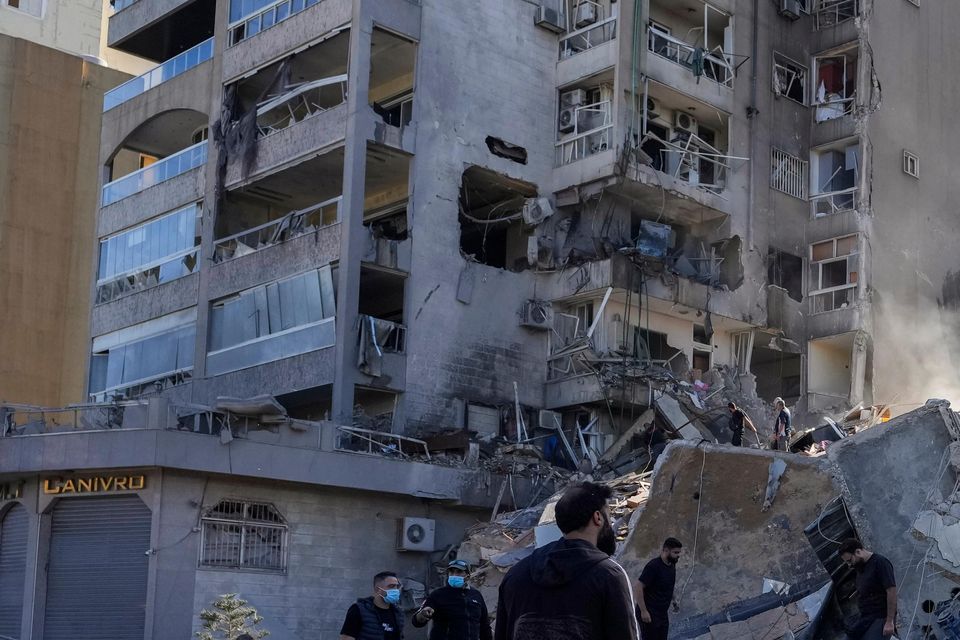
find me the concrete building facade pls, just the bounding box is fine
[2,0,958,637]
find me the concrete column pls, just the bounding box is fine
[332,3,374,424]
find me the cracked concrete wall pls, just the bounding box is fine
[619,441,837,621]
[401,0,560,432]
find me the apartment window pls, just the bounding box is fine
[207,267,336,375]
[815,0,859,29]
[811,140,859,216]
[809,235,859,314]
[574,302,594,337]
[771,148,808,200]
[5,0,43,17]
[89,313,196,400]
[200,500,287,572]
[903,150,919,178]
[96,203,201,304]
[814,45,858,122]
[773,53,807,105]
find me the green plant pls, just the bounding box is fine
[195,593,270,640]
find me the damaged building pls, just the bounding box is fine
[3,0,960,638]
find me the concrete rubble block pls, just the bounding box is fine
[949,440,960,473]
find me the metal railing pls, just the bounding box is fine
[810,284,857,314]
[811,187,857,216]
[213,196,341,262]
[256,74,348,137]
[0,402,149,436]
[101,141,207,206]
[771,148,808,200]
[228,0,323,46]
[104,38,214,111]
[648,29,733,87]
[359,315,406,354]
[559,16,617,59]
[814,95,855,122]
[555,100,612,166]
[95,248,199,304]
[335,426,430,460]
[199,520,287,571]
[642,130,737,193]
[815,0,859,29]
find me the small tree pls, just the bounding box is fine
[196,593,270,640]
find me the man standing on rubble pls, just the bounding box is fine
[494,481,639,640]
[339,571,405,640]
[635,538,682,640]
[727,402,758,447]
[771,397,792,451]
[839,538,898,639]
[412,559,492,640]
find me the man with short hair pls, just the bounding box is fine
[771,397,792,451]
[494,481,639,640]
[413,559,492,640]
[838,538,897,639]
[728,402,758,447]
[635,538,682,640]
[340,571,404,640]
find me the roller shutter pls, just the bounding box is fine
[43,495,150,640]
[0,503,28,639]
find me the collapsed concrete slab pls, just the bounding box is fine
[618,441,839,622]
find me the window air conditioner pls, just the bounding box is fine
[396,517,435,552]
[674,112,698,134]
[779,0,803,20]
[521,300,554,330]
[535,5,565,33]
[561,89,587,108]
[645,97,661,121]
[575,2,598,28]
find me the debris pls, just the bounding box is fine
[762,458,788,512]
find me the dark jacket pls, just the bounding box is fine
[493,538,639,640]
[355,596,405,640]
[412,585,492,640]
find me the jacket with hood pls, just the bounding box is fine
[493,538,639,640]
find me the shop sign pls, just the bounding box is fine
[43,474,145,495]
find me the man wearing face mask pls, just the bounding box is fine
[635,538,682,640]
[412,559,492,640]
[339,571,404,640]
[494,482,639,640]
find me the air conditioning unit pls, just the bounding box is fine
[522,197,555,225]
[561,89,587,108]
[674,111,698,134]
[575,2,598,28]
[521,300,554,330]
[645,97,661,121]
[538,410,562,430]
[778,0,803,20]
[397,517,435,552]
[559,107,578,133]
[535,5,565,33]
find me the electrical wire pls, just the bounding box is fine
[676,442,707,607]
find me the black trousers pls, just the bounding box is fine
[845,617,892,640]
[731,431,743,446]
[640,619,669,640]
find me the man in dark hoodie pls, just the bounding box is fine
[494,482,639,640]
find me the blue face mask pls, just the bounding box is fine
[448,576,466,588]
[382,588,401,605]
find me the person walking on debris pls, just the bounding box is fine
[770,397,792,451]
[839,538,898,640]
[413,559,492,640]
[727,402,758,447]
[635,538,682,640]
[340,571,405,640]
[494,482,639,640]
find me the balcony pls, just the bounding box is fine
[815,0,859,30]
[102,141,207,207]
[555,99,613,167]
[104,38,214,111]
[647,29,732,88]
[559,16,616,60]
[108,0,214,63]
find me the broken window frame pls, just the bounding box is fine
[770,148,808,200]
[375,90,414,129]
[808,234,859,314]
[556,84,614,167]
[810,139,859,217]
[814,0,859,30]
[199,500,288,572]
[96,203,202,304]
[228,0,321,46]
[813,45,858,122]
[772,52,808,105]
[646,1,735,88]
[559,12,617,60]
[255,73,349,137]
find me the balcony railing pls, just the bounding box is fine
[811,187,857,217]
[559,16,617,60]
[102,141,207,206]
[814,95,855,122]
[359,315,406,354]
[256,74,349,137]
[810,284,857,314]
[228,0,323,46]
[638,130,741,194]
[335,426,429,460]
[555,100,612,167]
[96,249,198,304]
[213,196,341,263]
[104,38,214,111]
[648,29,733,88]
[815,0,859,29]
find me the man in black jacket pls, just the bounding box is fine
[494,482,639,640]
[339,571,404,640]
[413,559,492,640]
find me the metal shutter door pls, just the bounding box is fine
[43,496,151,640]
[0,503,28,639]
